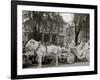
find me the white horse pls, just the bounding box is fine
[25,39,61,68]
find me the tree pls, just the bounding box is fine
[73,14,89,46]
[23,11,65,43]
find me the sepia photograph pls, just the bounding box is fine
[11,1,97,79]
[22,11,90,68]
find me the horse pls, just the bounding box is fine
[25,39,62,68]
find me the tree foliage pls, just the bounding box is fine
[73,13,89,46]
[23,11,66,42]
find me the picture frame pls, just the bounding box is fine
[11,0,97,79]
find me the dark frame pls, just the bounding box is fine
[11,0,98,79]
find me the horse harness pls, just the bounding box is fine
[34,43,48,55]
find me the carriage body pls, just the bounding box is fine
[70,41,90,61]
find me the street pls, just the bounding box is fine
[23,61,89,68]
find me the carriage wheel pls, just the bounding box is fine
[58,55,67,63]
[59,58,66,63]
[67,53,75,64]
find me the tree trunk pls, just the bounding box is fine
[50,33,53,43]
[42,32,44,42]
[57,35,59,45]
[75,32,80,46]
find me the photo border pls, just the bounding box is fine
[11,0,97,79]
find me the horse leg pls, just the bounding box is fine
[27,55,29,64]
[38,54,42,68]
[55,55,58,66]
